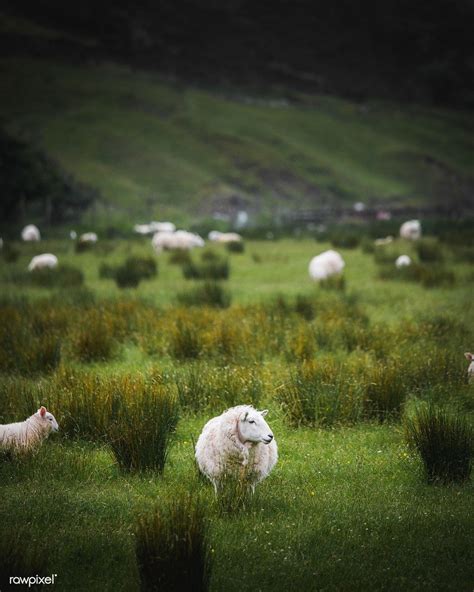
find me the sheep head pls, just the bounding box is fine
[238,408,274,445]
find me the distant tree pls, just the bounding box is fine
[0,129,97,226]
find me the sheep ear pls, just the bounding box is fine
[39,406,46,417]
[465,352,473,361]
[242,411,248,422]
[260,409,268,417]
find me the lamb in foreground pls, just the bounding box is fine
[195,405,278,492]
[0,406,59,451]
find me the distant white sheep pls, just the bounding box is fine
[79,232,98,244]
[464,353,474,383]
[134,221,176,235]
[28,253,58,272]
[308,249,345,281]
[374,236,393,246]
[21,224,41,242]
[0,406,59,451]
[152,230,204,253]
[400,219,421,240]
[70,230,77,240]
[195,405,278,493]
[395,255,412,268]
[208,231,242,243]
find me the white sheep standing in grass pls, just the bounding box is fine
[152,230,204,253]
[0,406,59,451]
[464,353,474,383]
[79,232,98,244]
[208,231,242,243]
[195,405,278,493]
[28,253,58,272]
[400,219,421,240]
[395,254,412,268]
[21,224,41,241]
[308,249,345,281]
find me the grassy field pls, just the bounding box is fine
[0,233,473,591]
[1,54,474,227]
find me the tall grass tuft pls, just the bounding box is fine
[226,240,245,253]
[182,257,229,280]
[106,383,178,472]
[215,471,255,515]
[70,309,117,362]
[404,404,473,484]
[135,493,211,592]
[176,282,231,308]
[169,317,204,359]
[416,238,444,262]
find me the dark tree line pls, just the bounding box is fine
[0,130,97,227]
[4,0,474,105]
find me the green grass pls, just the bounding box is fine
[0,237,472,591]
[1,57,473,226]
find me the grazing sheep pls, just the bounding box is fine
[195,405,278,492]
[134,221,176,235]
[70,230,77,240]
[0,406,59,451]
[395,254,412,268]
[464,353,474,383]
[79,232,98,244]
[28,253,58,272]
[374,236,393,246]
[208,231,242,243]
[400,219,421,240]
[152,230,204,253]
[21,224,41,242]
[0,237,3,249]
[308,249,345,281]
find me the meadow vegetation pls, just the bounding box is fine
[0,234,472,591]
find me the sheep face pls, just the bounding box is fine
[238,409,274,445]
[36,406,59,432]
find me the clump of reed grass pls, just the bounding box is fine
[168,249,192,265]
[30,265,84,288]
[176,282,231,308]
[70,309,117,362]
[226,240,245,253]
[100,256,157,288]
[278,360,362,426]
[106,384,178,473]
[0,309,61,375]
[182,257,229,280]
[1,242,20,263]
[378,263,455,288]
[135,493,211,592]
[319,275,346,291]
[415,238,444,263]
[404,404,473,484]
[169,316,204,359]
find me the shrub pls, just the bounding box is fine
[416,238,444,263]
[182,258,229,280]
[176,282,231,309]
[30,265,84,288]
[106,384,178,472]
[1,243,20,263]
[168,250,192,265]
[319,275,346,291]
[405,404,473,484]
[226,240,245,253]
[135,494,211,592]
[110,256,158,288]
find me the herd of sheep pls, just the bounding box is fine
[3,215,470,492]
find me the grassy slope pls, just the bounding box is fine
[1,56,473,226]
